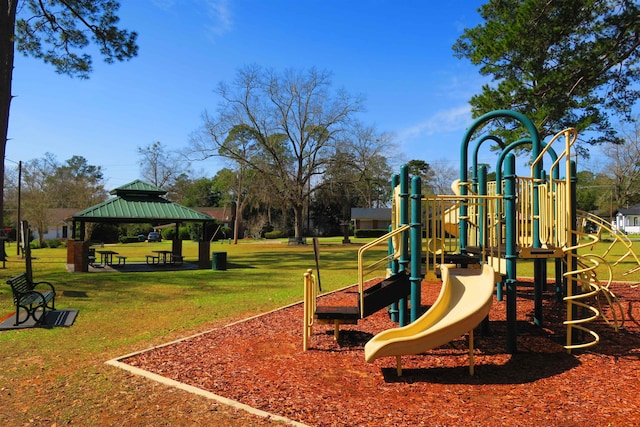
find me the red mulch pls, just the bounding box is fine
[122,278,640,426]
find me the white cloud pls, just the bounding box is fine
[204,0,233,37]
[150,0,176,10]
[397,105,472,143]
[150,0,233,39]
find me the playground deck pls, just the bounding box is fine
[116,277,640,426]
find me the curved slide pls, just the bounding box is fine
[364,264,495,374]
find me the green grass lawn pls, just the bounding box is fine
[0,237,638,425]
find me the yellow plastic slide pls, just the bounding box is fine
[364,264,495,369]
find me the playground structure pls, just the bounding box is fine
[304,109,639,372]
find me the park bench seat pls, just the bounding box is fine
[146,255,159,265]
[6,273,56,326]
[116,255,127,265]
[171,254,184,265]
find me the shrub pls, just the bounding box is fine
[179,228,191,240]
[119,236,141,244]
[264,230,283,239]
[162,228,174,240]
[44,239,63,248]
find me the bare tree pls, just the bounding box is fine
[429,160,459,195]
[601,118,640,209]
[189,65,364,238]
[345,123,395,208]
[137,141,189,189]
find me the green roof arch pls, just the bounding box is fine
[72,180,215,224]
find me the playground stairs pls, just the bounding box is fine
[314,270,411,323]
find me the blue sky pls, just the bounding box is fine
[7,0,492,189]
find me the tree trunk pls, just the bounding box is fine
[293,204,304,238]
[0,1,18,254]
[233,196,245,245]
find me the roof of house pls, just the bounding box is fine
[351,208,392,221]
[72,180,215,224]
[50,208,80,224]
[196,207,233,222]
[616,204,640,216]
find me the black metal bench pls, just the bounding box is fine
[6,273,56,326]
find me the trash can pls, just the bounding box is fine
[212,252,227,270]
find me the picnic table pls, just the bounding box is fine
[152,250,173,265]
[95,249,118,265]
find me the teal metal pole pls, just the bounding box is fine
[389,174,399,323]
[478,165,487,251]
[533,170,547,327]
[505,154,518,354]
[410,175,422,323]
[478,165,492,336]
[398,165,409,326]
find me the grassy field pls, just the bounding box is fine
[1,237,639,425]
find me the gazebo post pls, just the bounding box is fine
[172,222,182,257]
[198,220,211,269]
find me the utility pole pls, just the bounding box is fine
[17,160,21,256]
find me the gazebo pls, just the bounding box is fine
[67,180,217,272]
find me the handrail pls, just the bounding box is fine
[302,269,317,351]
[357,224,411,318]
[530,128,577,178]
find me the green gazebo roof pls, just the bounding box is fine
[72,180,215,224]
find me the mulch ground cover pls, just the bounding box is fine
[122,278,640,426]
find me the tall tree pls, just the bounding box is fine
[429,160,459,195]
[406,160,435,194]
[344,123,394,208]
[21,153,106,245]
[169,174,220,207]
[21,153,59,247]
[50,155,107,208]
[1,0,138,249]
[453,0,640,152]
[190,65,364,238]
[600,117,640,210]
[137,141,189,189]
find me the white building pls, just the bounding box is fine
[613,205,640,234]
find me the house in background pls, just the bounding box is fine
[196,206,237,238]
[351,208,392,234]
[31,208,78,241]
[613,204,640,234]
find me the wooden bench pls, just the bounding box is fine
[6,273,56,326]
[145,254,159,265]
[116,255,127,265]
[170,254,184,265]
